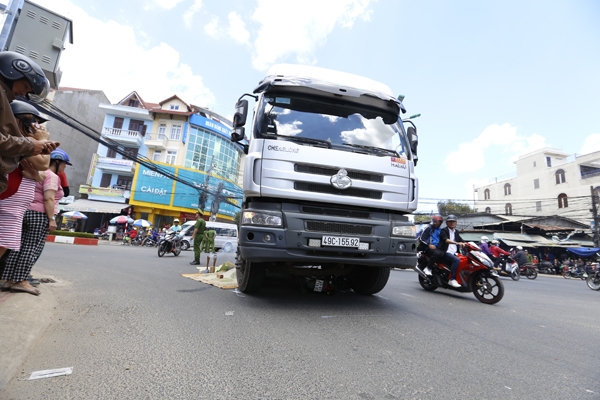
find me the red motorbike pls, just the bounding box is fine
[414,242,504,304]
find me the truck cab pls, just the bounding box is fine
[230,64,419,294]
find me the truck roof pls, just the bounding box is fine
[255,64,405,114]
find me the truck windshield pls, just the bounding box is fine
[255,94,409,157]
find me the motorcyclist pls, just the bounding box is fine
[479,236,494,258]
[489,239,510,269]
[514,246,528,266]
[417,214,445,275]
[169,218,182,233]
[439,214,467,288]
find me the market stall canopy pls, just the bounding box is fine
[567,248,600,258]
[110,215,134,224]
[62,199,128,214]
[61,211,88,219]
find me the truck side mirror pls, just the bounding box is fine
[407,126,418,166]
[233,99,248,128]
[231,127,245,143]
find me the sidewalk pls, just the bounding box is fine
[0,279,57,390]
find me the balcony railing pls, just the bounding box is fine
[144,133,168,150]
[102,127,143,146]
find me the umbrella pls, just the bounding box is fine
[110,215,134,224]
[62,211,88,219]
[132,219,152,228]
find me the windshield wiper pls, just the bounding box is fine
[261,133,332,149]
[341,143,398,156]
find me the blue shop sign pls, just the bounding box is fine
[189,114,231,139]
[133,165,176,205]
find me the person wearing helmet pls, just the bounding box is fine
[514,245,527,266]
[169,218,182,233]
[0,52,57,195]
[489,240,510,270]
[439,214,467,288]
[479,236,493,259]
[1,148,70,295]
[417,214,445,275]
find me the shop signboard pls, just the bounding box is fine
[132,165,175,205]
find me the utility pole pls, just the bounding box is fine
[591,186,600,247]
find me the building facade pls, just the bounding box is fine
[66,92,243,232]
[474,148,600,225]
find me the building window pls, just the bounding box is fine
[100,173,111,187]
[113,117,124,129]
[558,193,568,208]
[116,175,132,190]
[158,124,166,139]
[546,156,551,167]
[128,98,140,107]
[485,207,491,213]
[555,169,566,184]
[166,150,177,164]
[533,161,536,167]
[504,183,511,196]
[170,104,180,110]
[505,203,512,215]
[170,124,182,141]
[184,126,243,182]
[484,189,490,200]
[153,150,162,161]
[536,201,542,212]
[106,148,116,158]
[534,179,539,189]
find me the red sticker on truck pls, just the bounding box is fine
[391,157,407,169]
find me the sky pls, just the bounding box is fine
[4,0,600,213]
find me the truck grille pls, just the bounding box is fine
[306,221,373,235]
[294,182,382,199]
[301,206,370,219]
[294,164,383,182]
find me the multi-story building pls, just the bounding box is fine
[474,148,600,224]
[67,91,244,232]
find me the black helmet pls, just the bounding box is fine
[446,214,457,222]
[9,99,49,122]
[0,51,50,99]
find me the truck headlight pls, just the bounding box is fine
[391,224,416,237]
[242,211,283,227]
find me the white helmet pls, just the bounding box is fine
[481,236,489,242]
[491,240,499,245]
[516,246,523,250]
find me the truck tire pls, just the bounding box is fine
[235,249,265,293]
[349,266,391,295]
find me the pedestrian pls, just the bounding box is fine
[203,229,216,254]
[1,149,70,295]
[0,100,50,269]
[0,51,57,194]
[189,210,206,265]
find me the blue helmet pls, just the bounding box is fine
[50,148,72,165]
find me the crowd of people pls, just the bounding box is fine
[0,52,65,296]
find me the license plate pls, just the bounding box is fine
[321,235,360,248]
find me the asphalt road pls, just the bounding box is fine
[2,243,599,400]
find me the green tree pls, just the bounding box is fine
[437,200,476,216]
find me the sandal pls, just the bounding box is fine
[10,284,41,296]
[1,281,14,292]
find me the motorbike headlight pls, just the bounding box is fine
[242,211,283,227]
[391,223,416,237]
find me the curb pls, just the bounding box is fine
[46,235,98,246]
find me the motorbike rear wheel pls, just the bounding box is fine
[418,274,437,291]
[157,243,167,257]
[472,273,504,304]
[563,271,571,279]
[586,273,600,290]
[525,267,537,280]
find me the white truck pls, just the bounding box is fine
[230,64,419,294]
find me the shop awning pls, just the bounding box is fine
[62,199,128,214]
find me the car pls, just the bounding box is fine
[180,221,238,252]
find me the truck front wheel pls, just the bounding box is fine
[235,249,265,293]
[349,266,391,295]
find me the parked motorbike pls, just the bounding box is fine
[414,242,504,304]
[536,261,556,275]
[585,270,600,290]
[157,231,182,257]
[519,263,538,280]
[563,266,587,280]
[494,255,520,281]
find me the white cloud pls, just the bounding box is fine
[250,0,374,70]
[33,0,215,107]
[580,134,600,155]
[152,0,185,10]
[228,12,250,45]
[184,0,203,29]
[204,16,220,38]
[444,123,549,173]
